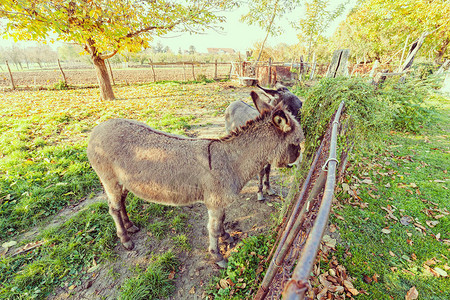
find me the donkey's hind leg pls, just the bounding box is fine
[119,189,140,234]
[103,181,134,250]
[264,164,276,196]
[257,168,266,201]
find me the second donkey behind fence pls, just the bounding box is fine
[224,82,304,200]
[87,90,305,268]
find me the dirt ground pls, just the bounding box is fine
[0,65,232,88]
[27,87,294,299]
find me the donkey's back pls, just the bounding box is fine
[87,118,210,205]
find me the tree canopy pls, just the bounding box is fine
[293,0,347,62]
[332,0,450,63]
[0,0,235,99]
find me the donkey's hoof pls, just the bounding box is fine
[127,225,140,233]
[123,240,135,250]
[221,234,234,244]
[216,259,228,269]
[267,188,276,196]
[257,192,265,201]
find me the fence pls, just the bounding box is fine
[1,58,355,90]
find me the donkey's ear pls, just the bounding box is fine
[256,84,278,96]
[251,91,272,115]
[272,109,292,133]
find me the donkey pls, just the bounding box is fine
[224,83,304,200]
[87,91,305,268]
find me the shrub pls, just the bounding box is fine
[51,80,69,90]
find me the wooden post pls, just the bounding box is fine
[149,59,156,82]
[191,63,195,81]
[326,49,350,78]
[299,55,304,81]
[57,59,67,84]
[268,58,272,86]
[309,53,317,80]
[5,60,15,90]
[214,59,218,79]
[182,63,187,81]
[107,59,115,85]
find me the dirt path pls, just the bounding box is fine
[38,97,292,299]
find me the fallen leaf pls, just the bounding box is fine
[189,286,196,294]
[381,228,391,234]
[405,286,418,299]
[342,183,350,192]
[389,251,396,257]
[323,235,337,248]
[68,285,76,290]
[400,216,413,226]
[168,270,175,280]
[328,285,344,293]
[2,240,17,249]
[363,275,372,283]
[424,259,436,266]
[426,220,439,228]
[362,179,373,184]
[434,268,448,277]
[219,279,228,289]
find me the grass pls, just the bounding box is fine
[330,93,449,298]
[118,251,180,300]
[0,82,232,299]
[0,202,117,299]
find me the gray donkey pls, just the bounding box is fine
[224,82,304,200]
[87,91,305,268]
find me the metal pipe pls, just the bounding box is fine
[282,101,344,300]
[254,144,324,300]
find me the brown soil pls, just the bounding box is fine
[0,65,232,88]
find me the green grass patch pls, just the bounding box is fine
[0,202,116,299]
[119,251,180,300]
[208,234,274,299]
[330,92,449,298]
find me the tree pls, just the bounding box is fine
[0,1,234,100]
[241,0,301,64]
[293,0,347,62]
[332,0,450,64]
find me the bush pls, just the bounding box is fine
[297,77,393,158]
[381,77,437,132]
[51,80,69,90]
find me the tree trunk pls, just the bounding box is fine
[92,55,115,100]
[254,0,279,66]
[435,38,449,64]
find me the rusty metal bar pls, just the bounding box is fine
[255,143,324,299]
[282,101,344,300]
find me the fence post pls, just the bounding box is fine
[57,59,67,84]
[309,53,317,80]
[214,59,218,79]
[5,60,16,90]
[268,58,272,86]
[191,63,195,81]
[149,59,156,82]
[107,59,115,85]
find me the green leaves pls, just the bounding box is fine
[0,0,233,57]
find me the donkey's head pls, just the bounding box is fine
[256,82,303,122]
[250,90,305,168]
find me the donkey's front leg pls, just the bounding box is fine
[207,208,228,268]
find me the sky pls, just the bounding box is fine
[0,1,356,54]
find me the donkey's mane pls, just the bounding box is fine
[218,110,271,142]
